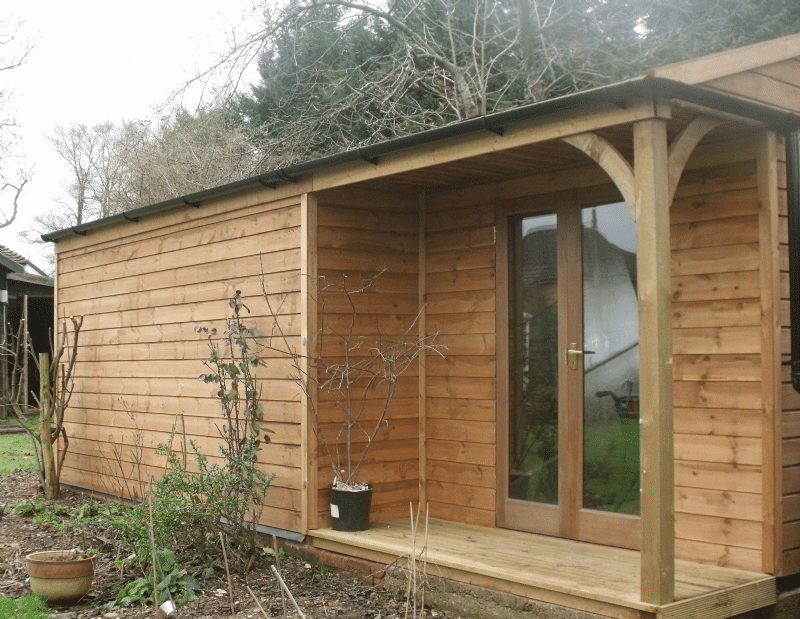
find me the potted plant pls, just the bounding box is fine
[26,548,95,604]
[259,271,443,531]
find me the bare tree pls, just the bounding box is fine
[169,0,793,172]
[115,107,268,209]
[256,272,444,489]
[0,17,34,229]
[6,315,84,500]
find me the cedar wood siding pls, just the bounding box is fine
[671,132,767,572]
[425,195,497,526]
[49,103,794,576]
[423,127,777,572]
[55,185,307,533]
[660,48,800,574]
[314,188,420,526]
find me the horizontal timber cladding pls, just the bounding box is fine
[705,58,800,114]
[55,188,308,533]
[671,130,768,573]
[424,191,497,528]
[313,188,421,526]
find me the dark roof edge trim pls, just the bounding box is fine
[41,77,800,244]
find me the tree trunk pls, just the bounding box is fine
[39,353,59,500]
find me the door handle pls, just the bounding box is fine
[565,343,595,370]
[566,343,582,370]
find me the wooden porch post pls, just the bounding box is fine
[301,193,319,533]
[634,117,675,605]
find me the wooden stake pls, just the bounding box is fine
[271,564,306,618]
[247,586,269,618]
[148,481,158,618]
[219,532,235,619]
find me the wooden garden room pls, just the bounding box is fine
[44,33,800,619]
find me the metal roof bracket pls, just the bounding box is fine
[482,117,504,136]
[276,169,298,183]
[358,148,379,165]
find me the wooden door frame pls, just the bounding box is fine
[496,189,639,549]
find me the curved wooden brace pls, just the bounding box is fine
[561,133,636,220]
[667,117,722,204]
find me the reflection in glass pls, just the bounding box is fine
[509,213,558,504]
[581,203,640,515]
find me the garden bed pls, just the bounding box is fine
[0,470,455,619]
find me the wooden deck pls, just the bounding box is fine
[311,518,776,619]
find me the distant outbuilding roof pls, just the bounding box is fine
[0,244,48,277]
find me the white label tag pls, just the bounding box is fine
[330,504,339,518]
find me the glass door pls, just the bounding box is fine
[501,201,640,549]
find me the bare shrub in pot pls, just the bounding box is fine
[258,269,443,525]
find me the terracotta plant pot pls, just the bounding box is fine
[330,484,373,531]
[26,550,94,604]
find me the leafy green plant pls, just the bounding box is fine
[315,563,333,582]
[70,498,101,523]
[33,508,64,532]
[0,594,49,618]
[14,499,45,517]
[100,295,276,589]
[188,292,275,569]
[106,549,201,609]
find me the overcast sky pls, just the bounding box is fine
[1,0,260,269]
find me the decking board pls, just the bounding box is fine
[312,518,775,619]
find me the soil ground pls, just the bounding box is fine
[0,469,461,619]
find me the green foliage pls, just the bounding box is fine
[14,499,46,517]
[33,508,64,532]
[106,549,201,609]
[315,563,333,582]
[70,498,101,523]
[0,594,50,618]
[105,477,204,576]
[106,294,275,577]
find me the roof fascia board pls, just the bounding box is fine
[310,98,664,192]
[41,77,800,244]
[0,254,23,274]
[650,32,800,85]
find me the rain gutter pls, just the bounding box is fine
[41,76,800,244]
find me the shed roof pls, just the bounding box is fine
[650,31,800,85]
[41,38,800,244]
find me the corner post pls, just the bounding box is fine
[301,193,319,533]
[418,193,428,507]
[634,116,675,605]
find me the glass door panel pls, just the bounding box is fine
[509,212,558,505]
[501,201,640,548]
[581,203,639,516]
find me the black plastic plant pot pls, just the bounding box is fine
[330,484,373,531]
